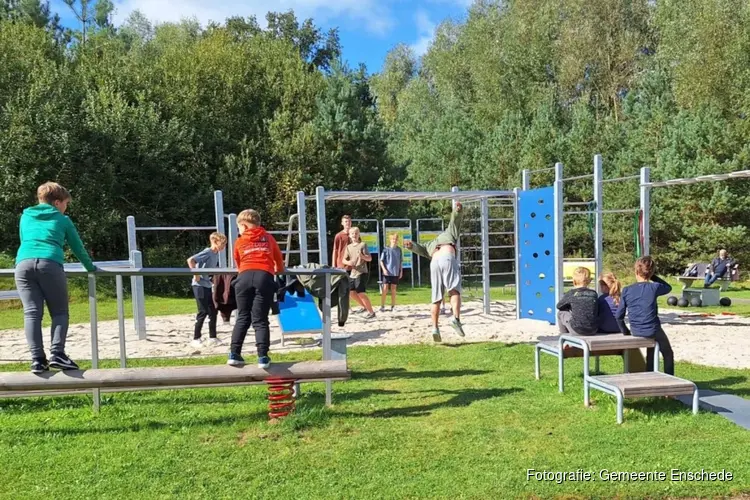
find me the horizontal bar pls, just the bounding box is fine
[269,230,320,235]
[601,174,640,184]
[136,226,216,231]
[564,258,596,262]
[601,208,639,214]
[465,272,516,278]
[461,231,515,236]
[563,211,595,215]
[322,190,514,202]
[461,245,515,251]
[0,267,347,278]
[562,174,594,181]
[644,170,750,188]
[563,201,593,206]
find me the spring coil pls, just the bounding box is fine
[266,378,296,419]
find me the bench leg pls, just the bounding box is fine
[558,350,564,393]
[692,386,700,415]
[293,382,301,399]
[623,350,629,374]
[615,389,624,424]
[653,342,660,372]
[534,346,541,380]
[594,356,600,375]
[583,349,590,407]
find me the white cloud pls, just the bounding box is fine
[410,10,436,57]
[111,0,395,35]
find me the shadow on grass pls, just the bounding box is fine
[354,368,492,381]
[5,411,268,437]
[339,387,523,418]
[695,375,750,398]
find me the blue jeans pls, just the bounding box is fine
[704,266,727,286]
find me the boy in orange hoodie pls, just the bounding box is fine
[228,209,285,368]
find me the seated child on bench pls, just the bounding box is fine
[556,267,598,335]
[615,256,674,374]
[597,273,622,333]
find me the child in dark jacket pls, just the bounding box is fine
[597,273,622,333]
[615,256,674,374]
[556,267,598,335]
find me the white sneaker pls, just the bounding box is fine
[190,339,203,349]
[205,338,222,347]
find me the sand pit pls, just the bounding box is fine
[1,301,750,369]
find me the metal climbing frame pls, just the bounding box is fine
[639,168,750,255]
[308,187,516,315]
[519,155,644,322]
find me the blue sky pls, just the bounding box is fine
[50,0,472,73]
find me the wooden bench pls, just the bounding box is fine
[535,335,625,382]
[588,372,699,424]
[0,361,350,411]
[558,334,658,406]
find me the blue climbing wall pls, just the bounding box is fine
[518,187,556,324]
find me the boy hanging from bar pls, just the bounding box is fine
[404,202,465,342]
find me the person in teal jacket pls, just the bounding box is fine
[14,182,96,373]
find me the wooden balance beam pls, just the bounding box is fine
[0,361,350,393]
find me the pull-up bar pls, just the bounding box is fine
[322,190,514,202]
[643,170,750,188]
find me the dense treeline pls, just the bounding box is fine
[373,0,750,272]
[2,0,750,293]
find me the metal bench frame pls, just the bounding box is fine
[588,374,699,424]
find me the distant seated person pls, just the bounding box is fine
[556,267,598,336]
[705,249,738,288]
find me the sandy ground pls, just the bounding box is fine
[1,301,750,369]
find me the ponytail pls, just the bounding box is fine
[599,273,622,306]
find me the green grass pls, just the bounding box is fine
[0,344,749,499]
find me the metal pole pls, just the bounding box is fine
[316,187,329,266]
[116,274,127,368]
[451,186,460,262]
[513,187,521,319]
[323,275,333,406]
[227,213,238,266]
[409,220,414,289]
[376,219,383,286]
[88,274,100,412]
[640,167,650,256]
[131,250,147,339]
[214,191,227,267]
[593,155,604,293]
[522,169,530,191]
[554,163,564,305]
[480,197,491,314]
[416,220,422,288]
[296,191,309,265]
[126,216,139,332]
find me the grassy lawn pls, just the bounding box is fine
[0,344,749,499]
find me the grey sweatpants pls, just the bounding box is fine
[14,259,69,360]
[430,254,462,303]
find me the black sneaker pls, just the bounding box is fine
[30,359,49,374]
[49,353,79,371]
